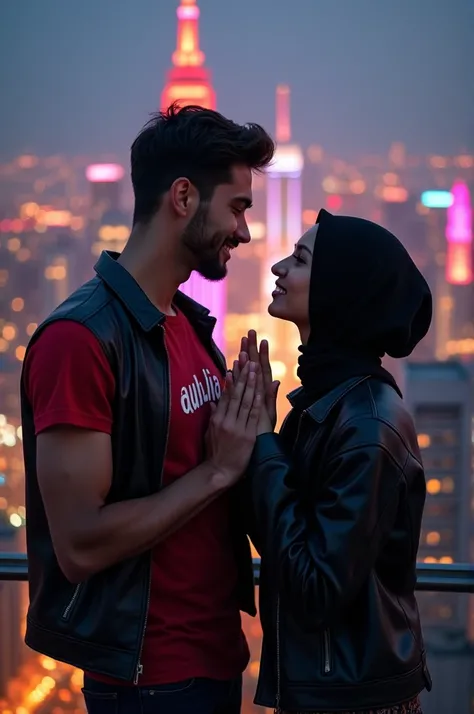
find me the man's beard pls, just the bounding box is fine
[181,203,229,282]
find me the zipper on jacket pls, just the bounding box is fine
[62,583,83,621]
[295,410,306,442]
[274,595,282,714]
[134,325,171,685]
[323,629,331,674]
[272,410,307,712]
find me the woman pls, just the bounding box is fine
[249,209,433,714]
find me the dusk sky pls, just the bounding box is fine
[1,0,473,160]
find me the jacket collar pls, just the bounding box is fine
[287,376,369,423]
[94,250,216,334]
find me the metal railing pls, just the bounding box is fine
[1,552,474,592]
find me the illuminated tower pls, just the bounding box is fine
[262,86,304,414]
[161,0,216,110]
[161,0,224,349]
[435,182,473,359]
[263,86,304,302]
[85,163,129,260]
[445,181,472,286]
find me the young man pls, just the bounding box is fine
[21,104,275,714]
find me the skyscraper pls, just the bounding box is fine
[405,361,474,714]
[261,85,304,411]
[264,86,304,283]
[161,0,225,350]
[161,0,216,111]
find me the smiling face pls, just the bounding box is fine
[268,224,318,343]
[181,164,253,281]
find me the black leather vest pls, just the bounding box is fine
[21,251,255,681]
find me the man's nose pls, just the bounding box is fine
[235,216,251,244]
[236,226,251,244]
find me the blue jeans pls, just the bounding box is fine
[82,674,242,714]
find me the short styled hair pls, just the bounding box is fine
[130,103,275,225]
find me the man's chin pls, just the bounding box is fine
[197,261,227,282]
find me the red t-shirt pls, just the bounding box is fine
[24,314,249,686]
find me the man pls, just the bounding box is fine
[21,103,275,714]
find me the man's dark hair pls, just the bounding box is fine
[130,103,275,225]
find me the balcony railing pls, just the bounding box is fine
[1,552,474,592]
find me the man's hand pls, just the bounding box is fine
[235,330,279,429]
[206,361,262,485]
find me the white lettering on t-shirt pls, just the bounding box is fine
[180,368,222,415]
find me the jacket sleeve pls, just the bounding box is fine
[250,422,407,629]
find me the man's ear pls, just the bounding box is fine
[169,177,199,218]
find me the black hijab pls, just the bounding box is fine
[296,209,433,408]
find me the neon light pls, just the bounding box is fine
[41,210,72,227]
[267,146,304,176]
[446,242,472,285]
[180,274,225,349]
[302,209,318,225]
[327,195,342,211]
[165,84,210,101]
[177,5,199,19]
[287,175,302,244]
[266,175,282,251]
[86,164,124,183]
[381,186,408,203]
[172,0,204,67]
[161,0,214,108]
[98,225,130,241]
[421,190,453,209]
[276,85,291,143]
[11,219,24,233]
[247,221,266,240]
[446,182,472,244]
[322,176,339,193]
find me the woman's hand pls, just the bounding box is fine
[233,330,279,429]
[256,370,274,435]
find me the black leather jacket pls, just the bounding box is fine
[251,376,432,712]
[21,251,256,683]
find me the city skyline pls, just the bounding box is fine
[0,1,473,712]
[1,0,473,159]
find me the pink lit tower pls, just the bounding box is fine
[445,181,472,286]
[263,86,304,308]
[434,181,473,359]
[160,0,224,349]
[442,181,473,357]
[261,86,304,405]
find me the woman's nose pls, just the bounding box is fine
[271,260,287,276]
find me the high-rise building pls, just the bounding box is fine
[404,361,474,714]
[444,183,474,363]
[86,163,125,220]
[261,85,304,415]
[161,0,225,350]
[85,163,127,258]
[161,0,216,111]
[445,182,472,288]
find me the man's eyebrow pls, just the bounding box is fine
[232,196,253,209]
